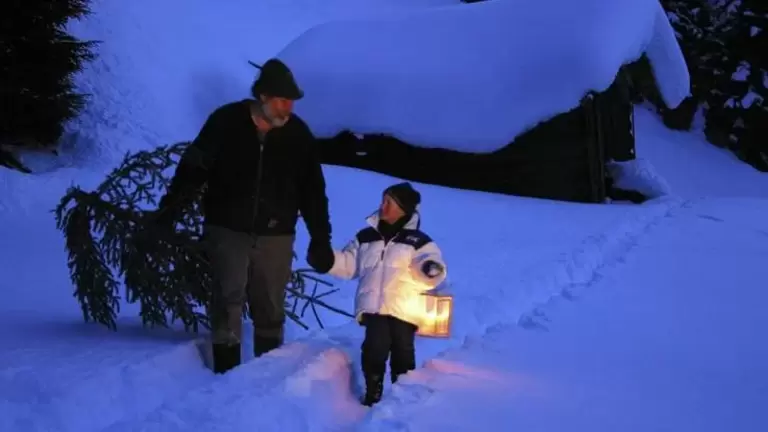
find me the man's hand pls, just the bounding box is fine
[307,238,335,274]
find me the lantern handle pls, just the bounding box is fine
[421,277,453,295]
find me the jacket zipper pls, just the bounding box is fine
[376,230,402,312]
[377,227,405,259]
[379,231,397,259]
[252,141,265,227]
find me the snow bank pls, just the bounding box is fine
[103,341,364,431]
[0,0,457,218]
[0,338,208,431]
[278,0,690,153]
[608,157,673,199]
[60,0,457,164]
[632,106,768,200]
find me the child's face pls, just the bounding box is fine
[379,194,406,224]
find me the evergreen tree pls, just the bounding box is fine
[0,0,97,173]
[655,0,736,129]
[644,0,767,171]
[54,143,352,332]
[705,0,767,169]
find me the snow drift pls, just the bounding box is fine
[277,0,690,152]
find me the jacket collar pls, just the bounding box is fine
[366,210,420,231]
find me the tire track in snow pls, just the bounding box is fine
[355,196,692,429]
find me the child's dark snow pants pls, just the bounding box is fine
[361,313,418,383]
[203,224,295,373]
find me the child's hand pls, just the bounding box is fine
[420,260,444,278]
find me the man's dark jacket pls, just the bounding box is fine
[158,99,331,241]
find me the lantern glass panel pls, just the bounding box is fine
[417,293,453,338]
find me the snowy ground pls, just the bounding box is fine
[1,0,768,431]
[365,197,768,432]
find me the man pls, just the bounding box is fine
[153,58,336,374]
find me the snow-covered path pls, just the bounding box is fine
[0,168,659,431]
[1,147,766,431]
[5,143,765,431]
[80,195,768,432]
[2,102,766,430]
[358,197,768,431]
[75,193,683,431]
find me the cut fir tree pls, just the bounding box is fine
[54,142,353,333]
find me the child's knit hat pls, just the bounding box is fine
[384,182,421,215]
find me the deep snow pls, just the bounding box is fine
[1,0,767,431]
[1,160,662,430]
[362,198,768,431]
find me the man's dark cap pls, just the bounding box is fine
[250,58,303,100]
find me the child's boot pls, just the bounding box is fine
[361,373,384,406]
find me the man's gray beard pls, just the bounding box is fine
[254,100,290,128]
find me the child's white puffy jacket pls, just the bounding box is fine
[329,211,447,327]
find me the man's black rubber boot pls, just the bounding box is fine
[212,343,241,374]
[254,335,282,358]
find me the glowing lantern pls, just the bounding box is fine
[416,291,454,338]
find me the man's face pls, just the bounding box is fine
[379,194,406,224]
[262,95,294,125]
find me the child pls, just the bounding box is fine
[328,182,447,406]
